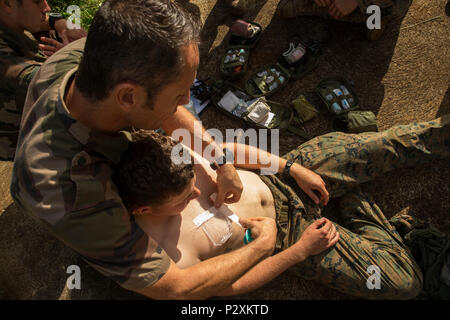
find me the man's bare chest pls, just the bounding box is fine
[137,170,276,268]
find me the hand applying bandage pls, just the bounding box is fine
[209,193,254,245]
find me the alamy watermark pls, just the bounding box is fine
[366,5,381,30]
[66,265,81,290]
[170,121,280,176]
[65,4,382,31]
[366,265,381,290]
[65,5,81,30]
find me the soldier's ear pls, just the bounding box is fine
[1,0,13,10]
[4,0,20,9]
[114,83,146,113]
[132,206,152,216]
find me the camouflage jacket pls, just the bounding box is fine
[10,38,170,290]
[356,0,397,12]
[0,22,46,159]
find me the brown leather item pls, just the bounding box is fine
[230,19,253,38]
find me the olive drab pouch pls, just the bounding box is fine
[245,64,290,98]
[210,80,310,139]
[291,94,318,122]
[333,110,378,133]
[220,46,251,79]
[220,20,262,79]
[316,77,359,115]
[244,37,322,98]
[317,77,377,133]
[277,37,321,81]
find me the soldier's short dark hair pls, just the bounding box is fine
[114,130,194,211]
[75,0,200,106]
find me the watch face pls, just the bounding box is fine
[223,148,234,163]
[49,13,64,19]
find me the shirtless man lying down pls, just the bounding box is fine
[114,116,450,299]
[114,130,339,297]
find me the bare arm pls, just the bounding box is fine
[161,106,221,161]
[216,242,308,296]
[223,141,287,174]
[135,217,277,300]
[223,142,329,205]
[162,106,243,207]
[217,218,339,296]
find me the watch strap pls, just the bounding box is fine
[210,148,234,170]
[283,159,294,179]
[49,13,64,30]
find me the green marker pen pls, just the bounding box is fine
[243,229,254,244]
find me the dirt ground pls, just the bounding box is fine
[0,0,448,300]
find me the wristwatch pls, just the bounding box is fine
[283,159,294,179]
[210,148,234,171]
[48,13,64,30]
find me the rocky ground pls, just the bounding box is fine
[0,0,448,299]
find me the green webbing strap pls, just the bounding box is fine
[285,113,311,140]
[286,125,310,140]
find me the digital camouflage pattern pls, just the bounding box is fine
[259,115,450,299]
[0,22,46,160]
[10,38,170,291]
[277,0,408,22]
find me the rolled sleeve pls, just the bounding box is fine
[50,200,171,290]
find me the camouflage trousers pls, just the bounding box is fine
[278,0,369,22]
[277,0,405,23]
[0,124,20,161]
[259,115,450,299]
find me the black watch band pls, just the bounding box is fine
[210,148,234,171]
[49,13,64,30]
[283,159,294,179]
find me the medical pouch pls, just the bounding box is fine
[210,80,310,139]
[245,38,321,98]
[316,77,360,116]
[221,20,262,79]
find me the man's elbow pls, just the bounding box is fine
[132,261,219,300]
[170,284,213,300]
[136,289,206,301]
[134,281,209,300]
[164,285,195,300]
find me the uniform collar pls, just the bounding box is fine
[57,66,131,165]
[0,21,46,61]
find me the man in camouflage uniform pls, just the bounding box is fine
[256,116,449,299]
[114,116,448,299]
[277,0,412,40]
[10,0,277,300]
[0,0,85,160]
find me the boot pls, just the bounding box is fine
[223,0,256,16]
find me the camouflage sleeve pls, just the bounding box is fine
[16,63,41,111]
[50,201,171,290]
[0,53,41,114]
[11,163,171,291]
[0,54,41,159]
[11,36,171,291]
[356,0,394,12]
[11,147,171,291]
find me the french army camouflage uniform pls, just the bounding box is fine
[278,0,411,23]
[10,38,170,290]
[259,115,450,299]
[0,22,46,160]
